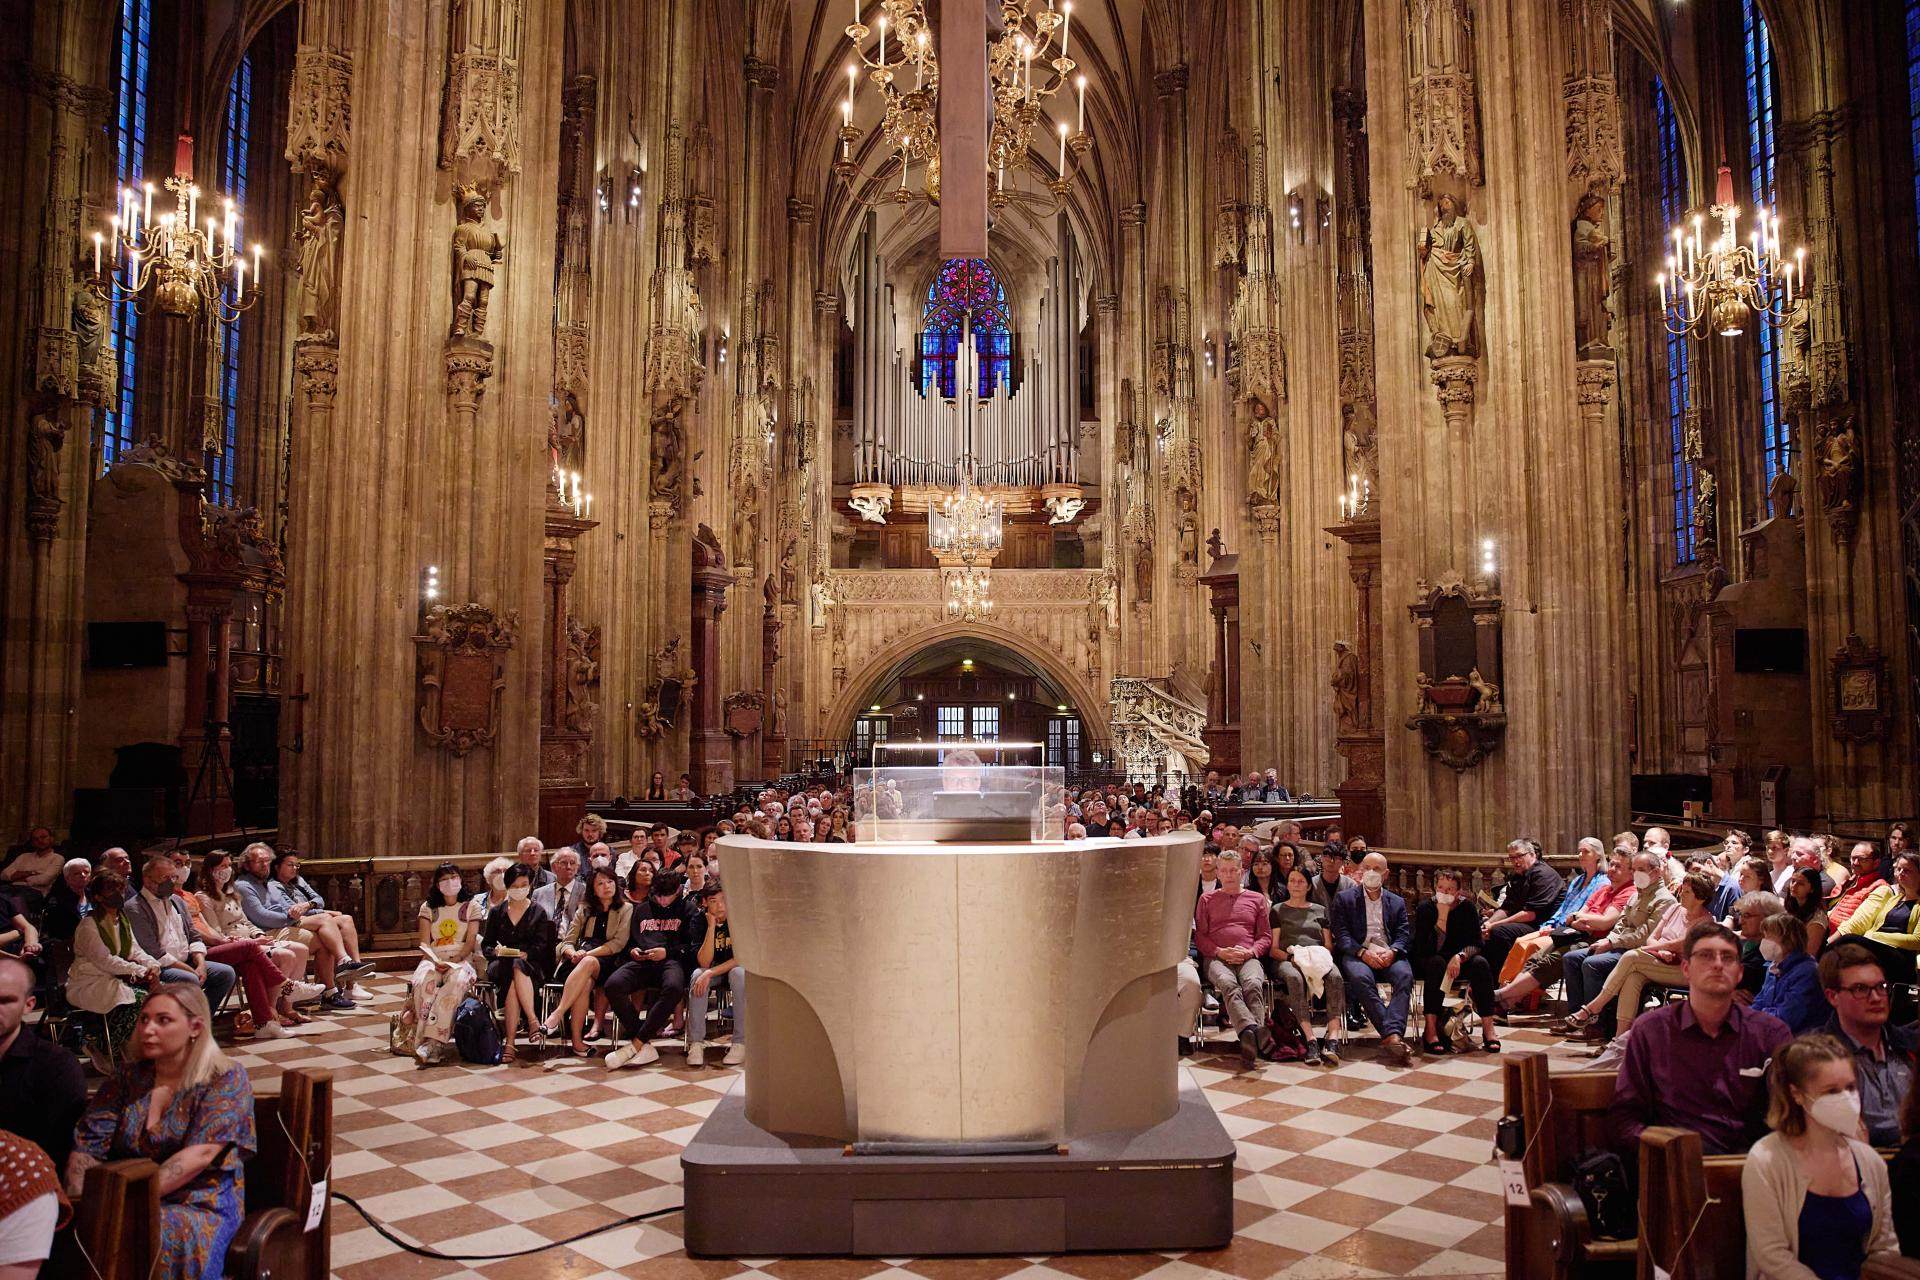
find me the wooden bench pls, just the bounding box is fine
[1637,1125,1920,1280]
[53,1066,333,1280]
[1503,1051,1636,1280]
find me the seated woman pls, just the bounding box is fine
[481,864,555,1064]
[644,770,669,801]
[1245,847,1279,904]
[1834,851,1919,985]
[65,983,255,1280]
[1785,867,1831,955]
[1558,870,1716,1039]
[1725,856,1775,926]
[470,856,511,918]
[1411,868,1499,1054]
[1754,913,1832,1034]
[67,873,162,1066]
[181,852,303,1038]
[193,851,312,1023]
[683,853,713,897]
[541,867,629,1056]
[624,861,655,907]
[408,863,478,1067]
[269,851,365,978]
[1268,866,1345,1066]
[1743,1033,1901,1280]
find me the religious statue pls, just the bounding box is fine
[71,290,104,368]
[811,575,834,626]
[1343,417,1380,504]
[649,414,685,504]
[295,173,344,340]
[762,573,778,612]
[1571,191,1613,356]
[778,536,798,605]
[1178,515,1199,565]
[1331,641,1363,733]
[1246,396,1283,507]
[1415,670,1439,715]
[1693,468,1719,553]
[1467,667,1503,715]
[449,184,505,339]
[1818,419,1860,516]
[551,389,584,470]
[27,413,64,503]
[770,687,788,737]
[1132,537,1154,602]
[563,618,601,734]
[1206,528,1226,563]
[731,478,761,565]
[1415,193,1480,360]
[1767,465,1799,520]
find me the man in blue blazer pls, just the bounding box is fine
[1331,850,1416,1063]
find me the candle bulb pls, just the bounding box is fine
[584,493,593,519]
[234,255,245,299]
[842,97,852,127]
[252,243,262,281]
[1077,75,1086,132]
[1062,1,1072,62]
[1058,122,1067,173]
[92,231,102,275]
[877,14,885,64]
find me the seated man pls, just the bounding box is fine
[1261,770,1291,803]
[514,836,555,891]
[234,842,370,1009]
[1561,851,1676,1037]
[125,854,236,1017]
[1193,848,1272,1066]
[1307,844,1356,915]
[1607,920,1792,1155]
[1479,837,1568,977]
[0,827,63,908]
[1826,841,1887,931]
[1494,844,1635,1010]
[1814,943,1916,1147]
[534,847,586,936]
[1331,851,1415,1063]
[41,857,92,945]
[0,953,84,1166]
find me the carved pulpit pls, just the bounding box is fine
[539,492,599,847]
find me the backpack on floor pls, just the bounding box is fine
[452,997,502,1065]
[1263,998,1309,1062]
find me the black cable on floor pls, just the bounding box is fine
[331,1190,686,1261]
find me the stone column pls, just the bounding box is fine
[538,499,597,846]
[1331,514,1386,840]
[691,555,733,795]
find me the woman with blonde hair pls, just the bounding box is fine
[66,983,256,1279]
[1743,1033,1899,1280]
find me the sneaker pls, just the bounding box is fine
[1303,1038,1322,1066]
[291,981,327,1005]
[349,984,375,1003]
[336,957,374,976]
[722,1043,744,1066]
[1319,1036,1342,1065]
[605,1040,659,1070]
[687,1040,706,1068]
[254,1021,291,1040]
[322,990,356,1010]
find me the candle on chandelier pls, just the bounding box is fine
[584,493,593,519]
[1077,75,1086,132]
[1656,272,1666,308]
[877,14,886,64]
[1062,1,1072,63]
[1058,122,1068,172]
[92,231,102,275]
[234,254,245,300]
[252,242,262,282]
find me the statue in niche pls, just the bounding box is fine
[71,290,104,368]
[778,537,799,605]
[1468,667,1502,715]
[1693,468,1718,553]
[551,389,584,469]
[27,413,64,503]
[1768,466,1799,519]
[1332,641,1363,733]
[1179,514,1200,564]
[1344,413,1380,501]
[1246,397,1283,507]
[295,173,344,339]
[811,575,834,625]
[1415,670,1438,715]
[1571,190,1613,356]
[1132,538,1154,601]
[1415,192,1480,360]
[650,414,685,504]
[449,184,504,338]
[731,478,761,565]
[1818,418,1860,516]
[770,687,788,737]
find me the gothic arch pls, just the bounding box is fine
[825,619,1111,746]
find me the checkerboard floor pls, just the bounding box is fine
[226,977,1589,1279]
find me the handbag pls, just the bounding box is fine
[1569,1148,1637,1240]
[388,1010,420,1058]
[1263,998,1309,1062]
[1549,928,1586,950]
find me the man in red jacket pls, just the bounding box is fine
[1827,841,1888,931]
[1195,848,1272,1066]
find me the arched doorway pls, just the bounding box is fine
[828,630,1108,772]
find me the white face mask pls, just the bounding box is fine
[1361,870,1384,892]
[212,867,232,887]
[507,885,531,903]
[1759,938,1784,963]
[439,878,463,897]
[1633,871,1654,890]
[1434,892,1456,906]
[1805,1089,1862,1135]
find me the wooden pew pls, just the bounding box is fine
[56,1067,333,1280]
[1503,1051,1636,1280]
[1637,1126,1920,1280]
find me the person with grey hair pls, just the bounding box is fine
[534,847,587,936]
[515,835,555,891]
[1733,889,1786,998]
[1194,848,1273,1066]
[1480,837,1566,976]
[1561,852,1676,1038]
[1065,822,1087,840]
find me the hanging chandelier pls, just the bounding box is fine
[946,564,995,620]
[987,0,1088,203]
[1656,164,1803,339]
[88,151,261,323]
[928,466,1005,563]
[839,1,940,201]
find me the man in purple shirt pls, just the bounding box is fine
[1607,919,1792,1155]
[1195,847,1273,1066]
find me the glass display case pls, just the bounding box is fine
[852,741,1065,843]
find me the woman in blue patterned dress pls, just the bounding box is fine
[64,982,256,1279]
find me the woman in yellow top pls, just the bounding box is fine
[1837,851,1920,985]
[406,862,479,1066]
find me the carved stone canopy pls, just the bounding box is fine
[414,602,519,756]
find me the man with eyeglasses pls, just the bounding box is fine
[1814,943,1916,1146]
[1479,838,1566,976]
[1827,841,1888,931]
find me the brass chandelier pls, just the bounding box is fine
[1656,165,1803,339]
[90,170,262,324]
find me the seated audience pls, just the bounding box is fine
[1836,851,1920,984]
[683,852,712,896]
[605,870,700,1069]
[65,983,255,1280]
[1828,842,1887,932]
[1558,869,1715,1038]
[0,954,84,1166]
[1753,913,1831,1033]
[645,770,669,801]
[685,888,744,1068]
[1331,851,1414,1064]
[0,1128,58,1277]
[1743,1033,1902,1280]
[42,857,91,945]
[98,846,134,884]
[677,773,699,803]
[1765,829,1795,894]
[1494,844,1635,1010]
[1412,868,1498,1054]
[533,848,585,936]
[471,856,512,915]
[1727,857,1775,923]
[1194,848,1272,1067]
[1609,920,1793,1155]
[1784,867,1832,954]
[193,850,317,1022]
[1493,837,1602,986]
[1814,943,1915,1148]
[125,855,237,1024]
[66,873,160,1062]
[514,836,555,891]
[624,860,655,905]
[1245,844,1279,903]
[1269,865,1344,1065]
[481,864,555,1063]
[1560,852,1676,1038]
[0,827,62,902]
[235,844,368,1009]
[170,859,299,1042]
[408,863,478,1066]
[543,866,629,1055]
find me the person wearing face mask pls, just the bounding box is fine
[408,862,479,1066]
[1330,852,1416,1064]
[1560,852,1676,1041]
[1742,1034,1901,1280]
[603,870,701,1069]
[1557,870,1719,1042]
[480,864,556,1064]
[124,855,238,1026]
[1753,914,1833,1034]
[1814,944,1916,1149]
[1411,869,1498,1054]
[473,855,513,916]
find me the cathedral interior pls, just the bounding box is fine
[7,2,1920,1279]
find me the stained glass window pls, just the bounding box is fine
[1744,0,1788,503]
[920,258,1013,398]
[104,0,153,467]
[1654,77,1696,565]
[212,52,253,506]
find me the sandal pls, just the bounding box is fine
[1420,1037,1453,1055]
[1481,1034,1502,1052]
[1553,1008,1593,1035]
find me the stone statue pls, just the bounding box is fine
[778,537,798,605]
[732,477,761,565]
[1178,514,1199,564]
[1415,670,1438,715]
[551,388,584,469]
[1206,528,1226,562]
[1332,640,1363,732]
[563,619,601,734]
[1468,667,1502,715]
[71,290,104,368]
[1693,468,1719,552]
[1415,193,1480,359]
[811,575,834,624]
[770,687,788,737]
[1132,537,1154,601]
[1246,397,1283,506]
[1818,419,1860,516]
[649,414,685,503]
[295,173,344,339]
[449,184,504,338]
[762,573,778,612]
[1571,190,1612,355]
[1767,465,1799,519]
[27,413,64,502]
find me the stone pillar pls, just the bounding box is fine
[538,499,597,846]
[691,554,733,795]
[761,600,784,776]
[1200,553,1240,776]
[1330,515,1386,841]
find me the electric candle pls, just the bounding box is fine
[1077,76,1086,132]
[92,231,102,275]
[1062,2,1072,63]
